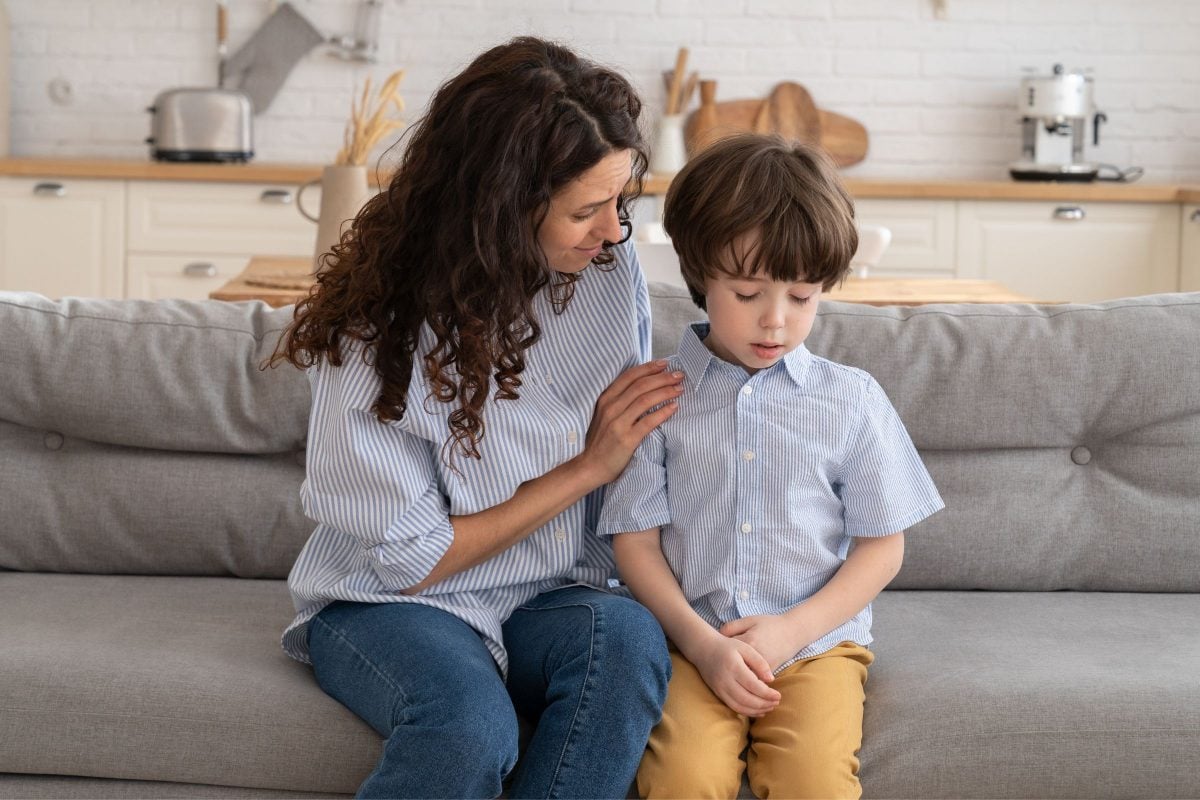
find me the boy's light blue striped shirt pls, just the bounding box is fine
[598,321,944,671]
[282,241,651,675]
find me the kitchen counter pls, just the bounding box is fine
[212,256,1040,307]
[657,174,1199,203]
[2,158,1197,202]
[0,157,332,185]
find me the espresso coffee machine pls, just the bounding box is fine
[1009,64,1107,182]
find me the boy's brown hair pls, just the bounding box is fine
[662,134,858,309]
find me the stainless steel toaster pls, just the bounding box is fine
[146,88,254,163]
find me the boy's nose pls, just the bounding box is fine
[761,307,786,329]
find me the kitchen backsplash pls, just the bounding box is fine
[4,0,1199,181]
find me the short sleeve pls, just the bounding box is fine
[301,347,455,589]
[596,424,670,537]
[836,377,944,537]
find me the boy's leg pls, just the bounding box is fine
[307,601,520,799]
[637,647,751,800]
[501,585,671,799]
[747,641,874,800]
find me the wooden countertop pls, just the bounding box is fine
[2,158,1195,202]
[211,256,1039,308]
[0,157,334,185]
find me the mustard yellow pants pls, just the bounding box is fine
[637,641,874,800]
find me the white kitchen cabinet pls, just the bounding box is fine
[126,254,252,302]
[0,177,125,298]
[1181,205,1200,293]
[956,200,1180,303]
[853,199,958,277]
[125,180,318,300]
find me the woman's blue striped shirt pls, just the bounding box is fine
[282,241,651,674]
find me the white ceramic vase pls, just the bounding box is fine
[649,113,688,177]
[298,164,371,273]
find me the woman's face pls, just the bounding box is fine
[537,149,633,273]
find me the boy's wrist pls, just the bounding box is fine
[780,605,822,652]
[673,620,724,661]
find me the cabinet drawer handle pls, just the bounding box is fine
[33,182,67,197]
[1053,206,1086,221]
[183,262,218,278]
[260,189,294,204]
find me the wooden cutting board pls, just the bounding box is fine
[753,81,821,145]
[685,92,868,167]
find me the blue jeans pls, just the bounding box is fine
[308,586,671,799]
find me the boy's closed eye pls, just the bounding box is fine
[732,290,815,305]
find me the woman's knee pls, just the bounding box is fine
[593,597,671,673]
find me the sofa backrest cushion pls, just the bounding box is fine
[649,283,1200,592]
[4,286,1199,590]
[1,293,311,578]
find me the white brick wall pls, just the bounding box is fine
[5,0,1200,181]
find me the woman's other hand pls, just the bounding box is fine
[577,359,682,485]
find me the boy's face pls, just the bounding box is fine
[701,232,821,374]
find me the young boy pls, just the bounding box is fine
[598,135,944,800]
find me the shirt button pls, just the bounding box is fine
[740,522,752,533]
[742,385,753,395]
[738,590,749,601]
[554,529,566,541]
[567,430,578,444]
[742,450,755,461]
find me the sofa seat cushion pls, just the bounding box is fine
[0,574,377,794]
[865,591,1200,799]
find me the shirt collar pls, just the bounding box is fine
[677,322,813,389]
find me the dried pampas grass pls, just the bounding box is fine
[335,69,406,166]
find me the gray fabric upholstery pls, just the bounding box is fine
[866,591,1200,799]
[2,286,1200,798]
[649,283,1200,592]
[0,423,310,577]
[0,574,377,795]
[0,775,345,799]
[0,293,314,576]
[0,293,307,453]
[4,575,1198,799]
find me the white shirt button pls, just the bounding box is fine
[740,522,752,533]
[742,386,753,395]
[567,430,578,444]
[554,529,566,541]
[742,450,755,461]
[738,590,749,601]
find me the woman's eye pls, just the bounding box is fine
[572,210,598,222]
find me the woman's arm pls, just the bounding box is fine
[722,532,905,669]
[402,359,683,593]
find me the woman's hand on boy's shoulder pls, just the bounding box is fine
[686,632,781,718]
[720,614,809,673]
[575,360,683,485]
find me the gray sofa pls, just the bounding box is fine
[2,284,1198,799]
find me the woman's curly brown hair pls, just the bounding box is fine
[271,37,647,462]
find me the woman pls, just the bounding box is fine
[273,37,679,798]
